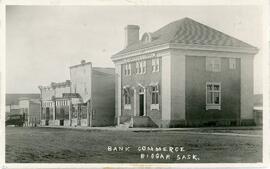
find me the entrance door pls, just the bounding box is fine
[139,94,144,116]
[45,107,50,126]
[60,108,65,126]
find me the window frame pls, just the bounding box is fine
[206,57,221,72]
[124,63,131,76]
[136,60,146,75]
[229,58,236,69]
[142,60,146,74]
[150,85,159,110]
[206,82,221,110]
[123,87,131,110]
[152,58,160,72]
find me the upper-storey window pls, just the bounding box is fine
[136,60,146,74]
[229,58,236,69]
[152,58,159,72]
[124,63,131,76]
[206,57,221,72]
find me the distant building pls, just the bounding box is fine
[253,94,263,126]
[18,97,40,127]
[39,60,115,127]
[5,96,40,126]
[112,17,258,127]
[5,104,20,120]
[69,60,115,127]
[39,80,72,126]
[6,94,40,105]
[5,104,23,126]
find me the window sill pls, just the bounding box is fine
[206,105,221,110]
[150,104,159,110]
[124,104,131,110]
[136,73,146,75]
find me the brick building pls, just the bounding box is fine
[111,17,258,127]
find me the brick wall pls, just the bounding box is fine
[121,58,162,126]
[185,55,241,126]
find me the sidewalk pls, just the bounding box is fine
[38,125,262,132]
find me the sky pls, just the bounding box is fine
[6,5,263,94]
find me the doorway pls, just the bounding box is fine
[60,108,65,126]
[139,94,144,116]
[45,107,50,126]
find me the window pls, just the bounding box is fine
[152,58,159,72]
[206,57,221,72]
[229,58,236,69]
[206,83,221,110]
[142,61,146,74]
[136,62,139,74]
[128,64,131,75]
[124,63,131,76]
[151,86,159,104]
[136,60,146,74]
[150,85,159,110]
[123,87,131,109]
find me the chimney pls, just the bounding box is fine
[81,60,86,64]
[124,25,140,48]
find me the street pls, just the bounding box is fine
[6,127,262,163]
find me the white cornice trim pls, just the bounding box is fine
[115,51,170,65]
[169,43,258,54]
[111,43,258,63]
[112,43,170,62]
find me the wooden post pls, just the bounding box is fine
[89,100,93,127]
[86,100,90,127]
[40,101,42,126]
[53,101,56,125]
[69,100,72,126]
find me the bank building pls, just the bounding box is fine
[111,17,258,128]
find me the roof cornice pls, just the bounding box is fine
[111,43,258,62]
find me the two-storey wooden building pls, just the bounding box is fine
[111,17,258,127]
[39,80,72,126]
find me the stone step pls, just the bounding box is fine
[118,120,132,128]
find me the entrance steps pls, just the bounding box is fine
[118,116,158,128]
[118,120,132,128]
[133,116,158,128]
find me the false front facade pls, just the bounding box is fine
[39,61,115,127]
[112,18,258,128]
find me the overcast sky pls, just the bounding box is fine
[6,5,263,94]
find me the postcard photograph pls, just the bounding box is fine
[2,2,266,166]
